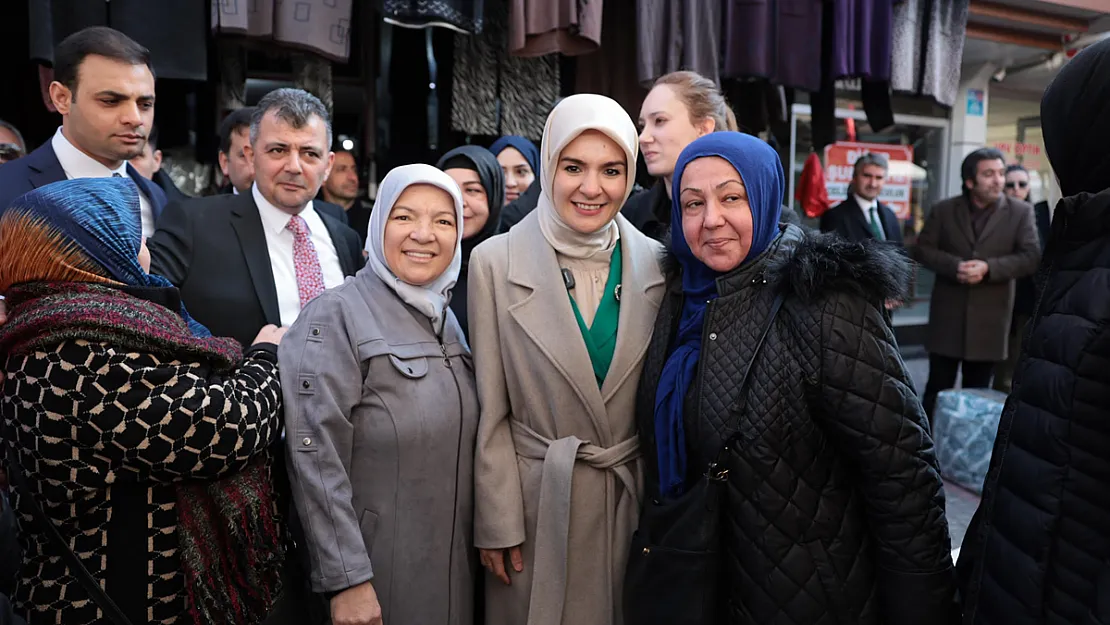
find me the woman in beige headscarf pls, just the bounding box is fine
[468,94,666,625]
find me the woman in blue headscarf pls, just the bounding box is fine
[628,133,957,625]
[0,178,287,625]
[489,135,542,232]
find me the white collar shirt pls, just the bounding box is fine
[854,193,878,216]
[854,193,886,240]
[51,127,155,238]
[251,183,346,327]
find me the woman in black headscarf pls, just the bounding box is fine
[437,145,504,338]
[957,38,1110,625]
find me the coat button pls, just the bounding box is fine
[643,547,651,555]
[302,380,310,389]
[709,332,718,340]
[302,437,311,446]
[311,328,320,336]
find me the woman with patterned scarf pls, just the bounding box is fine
[0,178,287,625]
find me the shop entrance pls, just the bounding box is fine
[787,103,951,345]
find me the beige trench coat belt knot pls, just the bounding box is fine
[509,419,641,625]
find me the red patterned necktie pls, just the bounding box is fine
[286,214,326,308]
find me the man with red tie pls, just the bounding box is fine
[146,88,362,625]
[148,88,364,347]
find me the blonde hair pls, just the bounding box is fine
[652,71,739,133]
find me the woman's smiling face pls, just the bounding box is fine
[679,156,754,272]
[382,183,459,286]
[551,130,629,234]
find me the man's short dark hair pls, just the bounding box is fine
[0,119,25,152]
[218,107,256,155]
[961,148,1006,195]
[331,146,359,169]
[54,26,153,93]
[250,88,332,148]
[1005,163,1027,175]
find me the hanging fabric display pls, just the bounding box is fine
[636,0,721,86]
[720,0,823,92]
[31,0,208,81]
[382,0,485,34]
[891,0,971,107]
[508,0,602,57]
[452,0,559,139]
[576,0,649,119]
[812,0,897,148]
[212,0,354,63]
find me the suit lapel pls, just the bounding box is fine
[25,143,65,190]
[229,195,282,326]
[601,216,665,403]
[879,203,900,240]
[955,199,976,246]
[506,216,610,433]
[977,197,1009,243]
[126,164,166,221]
[847,197,876,240]
[320,212,357,275]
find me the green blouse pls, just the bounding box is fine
[567,240,622,387]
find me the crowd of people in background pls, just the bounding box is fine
[0,21,1108,625]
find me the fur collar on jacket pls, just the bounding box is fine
[661,225,913,306]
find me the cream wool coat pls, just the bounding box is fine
[469,211,664,625]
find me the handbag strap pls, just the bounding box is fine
[708,291,785,471]
[4,445,135,625]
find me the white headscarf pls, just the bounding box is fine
[537,94,640,261]
[364,164,465,333]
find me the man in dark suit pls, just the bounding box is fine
[149,88,364,347]
[218,105,348,226]
[0,27,167,236]
[820,152,905,246]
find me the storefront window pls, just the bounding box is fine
[986,98,1049,205]
[788,104,949,329]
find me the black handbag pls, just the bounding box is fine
[624,293,784,625]
[5,446,135,625]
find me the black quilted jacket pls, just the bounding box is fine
[637,225,958,625]
[957,188,1110,625]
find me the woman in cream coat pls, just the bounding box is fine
[469,94,665,625]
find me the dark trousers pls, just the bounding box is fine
[923,354,997,423]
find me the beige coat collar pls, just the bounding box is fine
[505,212,664,438]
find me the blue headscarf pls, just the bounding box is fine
[489,135,541,178]
[654,132,784,497]
[10,178,213,337]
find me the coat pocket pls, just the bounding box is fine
[359,509,380,558]
[387,354,428,379]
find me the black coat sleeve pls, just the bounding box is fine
[814,290,958,625]
[147,199,195,286]
[818,206,842,236]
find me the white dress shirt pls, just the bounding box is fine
[854,193,885,240]
[252,184,346,327]
[51,128,155,238]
